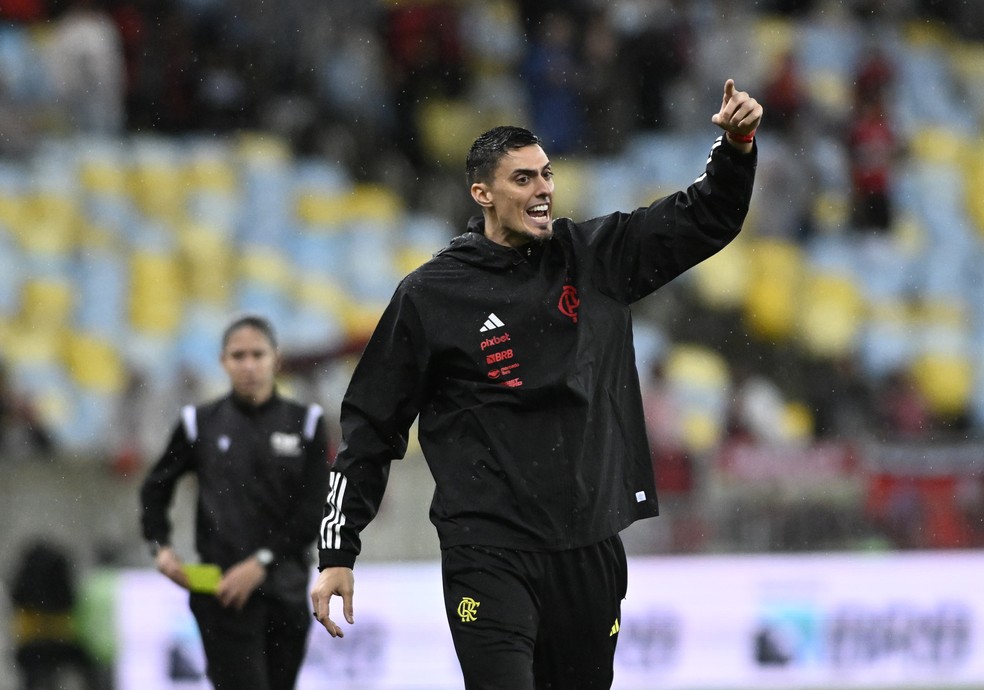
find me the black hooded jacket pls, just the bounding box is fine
[319,136,756,569]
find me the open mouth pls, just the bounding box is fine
[527,203,550,225]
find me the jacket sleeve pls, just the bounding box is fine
[268,405,331,559]
[139,409,197,546]
[583,135,756,303]
[318,286,430,569]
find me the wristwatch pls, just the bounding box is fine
[254,548,275,567]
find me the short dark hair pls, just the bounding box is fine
[466,126,541,185]
[222,313,278,350]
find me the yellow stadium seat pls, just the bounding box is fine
[394,246,435,276]
[742,238,804,342]
[296,184,404,227]
[63,331,126,393]
[910,352,973,418]
[549,158,590,220]
[960,139,984,235]
[338,300,387,343]
[19,278,74,332]
[416,98,486,169]
[3,324,61,366]
[294,276,348,315]
[235,132,292,165]
[179,223,234,305]
[796,272,865,359]
[664,343,731,454]
[130,164,187,221]
[812,191,850,230]
[910,126,967,165]
[781,400,815,443]
[238,246,293,290]
[129,251,184,335]
[807,69,851,118]
[186,150,238,194]
[691,234,751,310]
[79,158,128,196]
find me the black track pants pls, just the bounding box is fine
[442,534,628,690]
[189,592,311,690]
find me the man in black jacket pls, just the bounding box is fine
[312,79,761,689]
[141,314,329,690]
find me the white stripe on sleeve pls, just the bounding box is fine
[180,405,198,442]
[320,471,348,550]
[303,403,324,441]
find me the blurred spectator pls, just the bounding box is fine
[0,359,54,459]
[806,355,877,440]
[0,0,45,21]
[579,7,634,156]
[727,370,793,446]
[752,138,815,241]
[642,360,693,494]
[520,10,585,154]
[8,538,97,690]
[622,0,694,130]
[121,1,197,132]
[847,48,899,234]
[874,368,932,441]
[761,49,805,136]
[43,0,126,134]
[383,0,468,168]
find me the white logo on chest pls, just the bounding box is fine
[270,432,302,456]
[217,435,231,452]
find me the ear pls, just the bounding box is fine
[470,182,493,208]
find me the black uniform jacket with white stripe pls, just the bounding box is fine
[319,136,756,570]
[141,390,330,601]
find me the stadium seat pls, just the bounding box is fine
[691,233,751,311]
[741,238,804,343]
[18,277,74,334]
[73,246,127,338]
[796,272,865,359]
[0,229,24,318]
[663,343,731,454]
[858,299,915,378]
[908,300,973,418]
[62,331,126,394]
[910,351,973,418]
[179,222,234,306]
[128,137,186,222]
[416,98,486,169]
[296,183,403,228]
[128,250,183,336]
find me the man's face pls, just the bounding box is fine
[220,326,278,405]
[472,144,554,248]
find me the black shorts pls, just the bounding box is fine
[441,534,628,690]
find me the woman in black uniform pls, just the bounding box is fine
[141,314,330,689]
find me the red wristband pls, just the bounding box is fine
[727,129,756,144]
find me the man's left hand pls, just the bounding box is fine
[712,79,763,150]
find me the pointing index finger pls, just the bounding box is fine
[724,79,736,100]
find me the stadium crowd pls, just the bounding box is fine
[1,0,984,560]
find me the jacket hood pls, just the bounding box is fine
[435,216,544,270]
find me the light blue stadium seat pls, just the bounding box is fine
[74,248,128,338]
[0,228,24,318]
[176,303,228,383]
[344,221,401,303]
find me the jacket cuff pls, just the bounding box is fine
[717,134,758,166]
[319,551,357,570]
